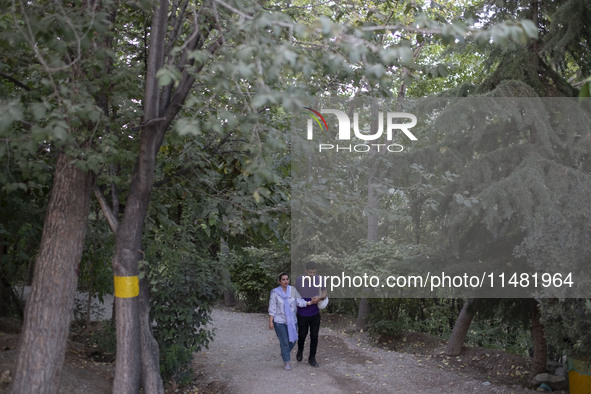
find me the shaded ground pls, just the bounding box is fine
[0,318,113,394]
[0,308,565,393]
[187,306,544,394]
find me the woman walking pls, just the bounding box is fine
[268,272,316,370]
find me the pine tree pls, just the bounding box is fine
[424,0,591,373]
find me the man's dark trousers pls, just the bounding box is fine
[297,313,321,359]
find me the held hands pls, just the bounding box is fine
[310,296,322,304]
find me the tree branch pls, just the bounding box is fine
[144,0,169,121]
[157,35,224,145]
[94,186,119,233]
[0,72,30,91]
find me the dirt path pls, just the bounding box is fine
[191,307,536,393]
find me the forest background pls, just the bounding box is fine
[1,0,590,392]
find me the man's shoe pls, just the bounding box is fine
[309,358,319,367]
[284,363,291,371]
[296,350,303,362]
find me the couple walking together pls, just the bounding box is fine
[268,261,327,371]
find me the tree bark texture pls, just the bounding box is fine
[356,298,371,330]
[445,298,480,356]
[531,302,547,375]
[111,1,220,390]
[221,237,236,307]
[111,123,161,392]
[139,278,164,392]
[10,153,93,394]
[111,0,167,390]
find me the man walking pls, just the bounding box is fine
[295,261,327,367]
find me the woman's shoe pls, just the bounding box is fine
[284,362,291,371]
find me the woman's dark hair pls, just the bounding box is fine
[278,272,289,281]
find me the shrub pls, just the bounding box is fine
[88,320,117,360]
[147,250,226,383]
[540,298,591,361]
[224,247,288,312]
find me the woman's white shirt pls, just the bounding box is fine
[268,285,307,324]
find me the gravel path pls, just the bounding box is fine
[192,307,535,393]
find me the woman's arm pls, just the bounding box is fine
[293,286,315,307]
[268,290,276,329]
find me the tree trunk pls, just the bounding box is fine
[111,0,168,389]
[531,301,547,375]
[445,298,479,356]
[356,298,371,329]
[113,294,141,393]
[221,237,235,307]
[10,153,93,394]
[356,137,379,329]
[110,0,219,389]
[111,124,161,393]
[139,278,164,393]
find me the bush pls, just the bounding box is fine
[368,298,459,341]
[88,320,117,359]
[540,298,591,361]
[224,247,288,312]
[370,317,408,339]
[147,249,226,384]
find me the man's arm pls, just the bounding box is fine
[293,286,318,307]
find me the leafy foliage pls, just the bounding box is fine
[75,209,116,321]
[147,249,226,382]
[369,298,457,339]
[540,299,591,360]
[224,247,289,312]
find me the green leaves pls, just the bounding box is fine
[0,100,24,133]
[520,20,539,40]
[579,77,591,98]
[490,20,538,46]
[175,118,201,136]
[224,247,288,312]
[156,66,180,87]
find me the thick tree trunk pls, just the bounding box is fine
[10,153,93,394]
[445,298,479,356]
[356,298,371,329]
[531,301,547,375]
